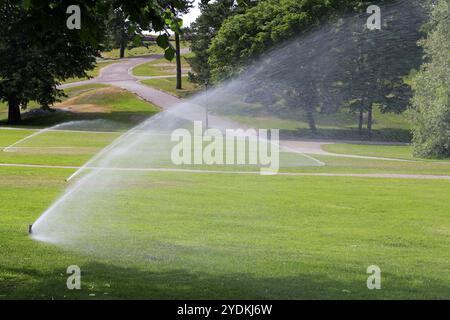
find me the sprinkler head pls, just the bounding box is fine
[28,224,33,234]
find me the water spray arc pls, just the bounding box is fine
[28,0,426,258]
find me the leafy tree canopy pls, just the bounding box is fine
[410,0,450,158]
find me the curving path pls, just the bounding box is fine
[60,51,190,109]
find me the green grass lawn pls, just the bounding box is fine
[0,165,449,299]
[0,85,160,128]
[101,45,164,60]
[140,77,200,99]
[228,106,412,142]
[133,54,193,77]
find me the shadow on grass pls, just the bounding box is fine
[280,127,412,143]
[0,110,159,130]
[2,260,448,300]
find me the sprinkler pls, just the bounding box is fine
[28,224,33,235]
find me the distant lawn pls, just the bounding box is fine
[101,45,164,59]
[133,54,192,77]
[323,144,415,160]
[322,143,450,162]
[228,106,412,142]
[141,77,200,99]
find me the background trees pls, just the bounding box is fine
[106,7,145,59]
[206,0,427,138]
[185,0,258,86]
[410,0,450,158]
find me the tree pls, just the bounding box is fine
[185,0,257,86]
[0,0,105,124]
[332,1,425,138]
[410,0,450,158]
[107,7,144,59]
[207,0,378,133]
[207,0,426,136]
[158,0,194,90]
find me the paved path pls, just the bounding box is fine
[60,51,189,109]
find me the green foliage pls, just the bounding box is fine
[208,0,379,82]
[185,0,237,85]
[185,0,257,85]
[410,0,450,158]
[207,0,426,138]
[105,7,146,58]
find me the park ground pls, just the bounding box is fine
[0,48,449,299]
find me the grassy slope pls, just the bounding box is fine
[0,86,160,128]
[102,42,189,60]
[0,85,110,123]
[141,78,200,99]
[0,167,449,299]
[101,46,164,60]
[133,54,193,77]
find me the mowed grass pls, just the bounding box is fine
[4,86,160,128]
[0,89,449,299]
[0,129,118,166]
[0,166,449,299]
[101,45,164,59]
[133,54,192,77]
[229,105,412,142]
[1,84,159,128]
[141,77,200,99]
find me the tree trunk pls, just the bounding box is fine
[7,98,21,125]
[175,32,182,90]
[306,107,317,135]
[358,109,364,135]
[119,41,126,59]
[367,104,373,140]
